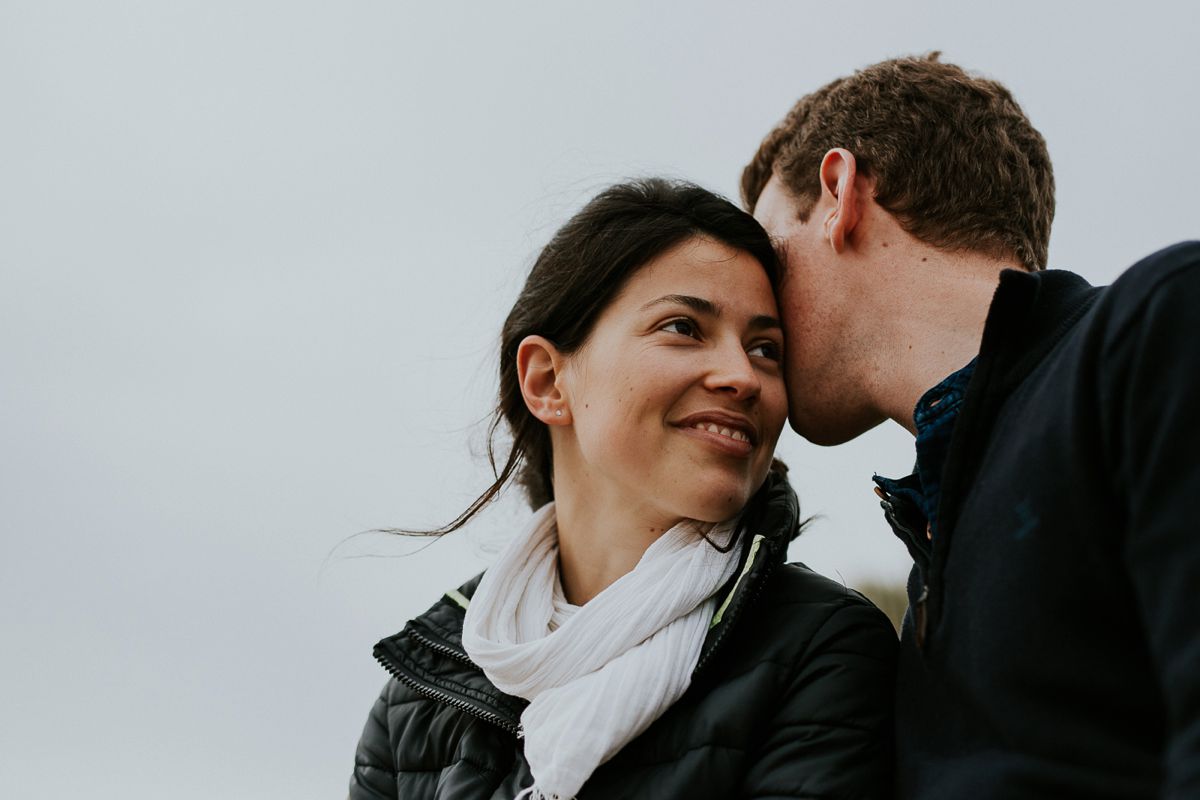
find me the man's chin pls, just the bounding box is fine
[788,408,885,446]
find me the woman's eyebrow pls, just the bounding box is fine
[640,294,781,331]
[641,294,719,316]
[748,314,782,332]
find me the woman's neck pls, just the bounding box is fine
[551,481,679,606]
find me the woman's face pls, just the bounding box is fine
[555,236,788,524]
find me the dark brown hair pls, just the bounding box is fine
[741,53,1055,271]
[416,178,781,536]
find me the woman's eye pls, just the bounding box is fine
[748,341,783,361]
[661,318,699,338]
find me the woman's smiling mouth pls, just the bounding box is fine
[690,422,751,443]
[673,412,758,456]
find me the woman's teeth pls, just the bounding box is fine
[692,422,749,443]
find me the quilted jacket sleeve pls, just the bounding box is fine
[348,681,399,800]
[740,597,898,800]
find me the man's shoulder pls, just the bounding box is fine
[1115,240,1200,283]
[1098,241,1200,333]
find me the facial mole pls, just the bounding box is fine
[922,257,928,262]
[881,242,889,248]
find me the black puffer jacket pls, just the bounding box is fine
[349,474,898,799]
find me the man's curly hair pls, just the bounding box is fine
[742,53,1054,271]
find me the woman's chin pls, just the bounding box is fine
[675,486,754,524]
[674,464,774,523]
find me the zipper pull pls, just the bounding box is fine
[913,584,929,650]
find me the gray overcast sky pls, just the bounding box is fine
[2,2,1198,797]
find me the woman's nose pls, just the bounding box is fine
[704,341,761,400]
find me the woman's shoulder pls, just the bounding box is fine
[767,560,887,609]
[671,558,896,797]
[747,561,899,663]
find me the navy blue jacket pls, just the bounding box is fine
[879,242,1200,798]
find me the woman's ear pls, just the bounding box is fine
[819,148,861,254]
[516,335,572,425]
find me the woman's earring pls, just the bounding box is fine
[555,409,563,417]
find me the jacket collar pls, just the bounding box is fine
[372,470,802,733]
[978,269,1101,396]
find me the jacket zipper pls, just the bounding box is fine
[876,488,933,650]
[406,627,475,666]
[375,634,522,737]
[694,546,780,676]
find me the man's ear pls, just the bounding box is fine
[516,335,571,425]
[819,148,861,254]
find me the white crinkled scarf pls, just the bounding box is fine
[461,502,742,800]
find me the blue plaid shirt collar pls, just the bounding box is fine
[873,357,977,540]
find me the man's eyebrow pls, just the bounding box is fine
[641,294,781,331]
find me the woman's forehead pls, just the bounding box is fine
[612,238,779,316]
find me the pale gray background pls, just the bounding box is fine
[2,1,1197,797]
